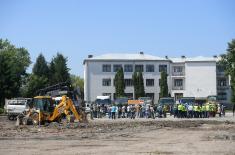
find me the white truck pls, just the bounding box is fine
[4,98,31,120]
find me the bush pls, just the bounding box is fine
[0,108,5,114]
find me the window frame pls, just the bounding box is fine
[102,78,111,86]
[102,64,111,72]
[146,64,155,72]
[159,64,167,73]
[113,64,123,72]
[135,64,144,72]
[124,64,133,72]
[146,79,154,87]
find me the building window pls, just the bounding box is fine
[173,79,183,90]
[135,65,144,72]
[102,93,111,97]
[217,78,227,86]
[174,79,183,87]
[217,92,227,100]
[124,64,133,72]
[159,65,167,72]
[146,65,154,72]
[146,79,154,86]
[124,79,133,87]
[217,65,225,72]
[102,64,111,72]
[173,66,183,73]
[102,79,111,86]
[146,93,154,100]
[113,64,122,72]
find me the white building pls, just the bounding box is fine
[83,52,231,104]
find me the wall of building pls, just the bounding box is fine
[84,60,171,103]
[184,61,217,97]
[84,57,231,104]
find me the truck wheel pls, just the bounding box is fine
[8,115,14,121]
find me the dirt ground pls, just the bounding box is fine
[0,114,235,155]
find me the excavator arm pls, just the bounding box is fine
[49,95,83,122]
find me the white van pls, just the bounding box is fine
[96,96,111,105]
[5,98,31,120]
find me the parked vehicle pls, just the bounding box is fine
[17,95,87,125]
[95,96,111,106]
[156,97,175,117]
[5,98,31,120]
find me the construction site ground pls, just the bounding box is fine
[0,113,235,155]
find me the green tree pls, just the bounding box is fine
[70,74,84,99]
[25,54,49,97]
[159,71,169,98]
[132,71,145,99]
[220,39,235,103]
[50,53,70,84]
[138,72,145,98]
[32,53,49,77]
[24,74,48,97]
[132,71,138,99]
[0,39,30,106]
[114,68,125,98]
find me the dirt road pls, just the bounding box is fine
[0,114,235,155]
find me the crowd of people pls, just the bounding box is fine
[172,102,225,118]
[89,102,226,120]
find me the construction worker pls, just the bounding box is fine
[181,104,187,118]
[173,103,178,118]
[198,105,202,118]
[201,104,206,118]
[163,105,167,118]
[178,103,182,118]
[193,104,198,118]
[206,103,210,118]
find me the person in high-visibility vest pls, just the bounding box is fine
[201,104,206,118]
[198,105,202,118]
[205,103,210,118]
[178,103,182,118]
[182,104,187,118]
[193,104,199,118]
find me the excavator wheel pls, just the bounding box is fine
[22,117,29,125]
[31,112,39,125]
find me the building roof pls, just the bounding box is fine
[83,53,219,64]
[170,56,219,63]
[86,53,168,60]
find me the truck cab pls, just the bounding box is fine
[5,98,31,120]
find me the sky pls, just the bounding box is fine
[1,0,235,77]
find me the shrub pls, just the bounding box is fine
[0,108,5,114]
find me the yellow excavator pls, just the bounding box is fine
[17,83,87,125]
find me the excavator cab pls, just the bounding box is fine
[32,96,54,113]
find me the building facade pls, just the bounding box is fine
[84,53,231,104]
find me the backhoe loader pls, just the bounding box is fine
[17,95,87,125]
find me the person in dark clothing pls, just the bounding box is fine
[130,105,136,119]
